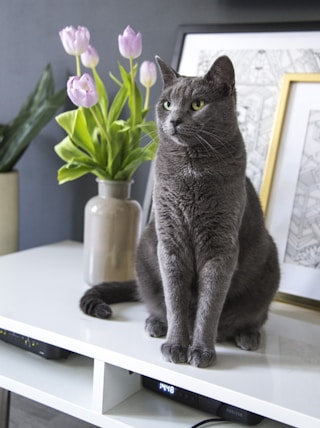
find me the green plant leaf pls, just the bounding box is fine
[0,124,9,146]
[0,85,67,172]
[114,139,158,180]
[138,121,158,139]
[109,71,122,87]
[130,81,143,125]
[118,63,142,127]
[57,163,95,184]
[55,108,97,157]
[93,68,108,124]
[12,64,55,124]
[54,136,93,164]
[107,85,128,129]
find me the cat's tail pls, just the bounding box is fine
[80,281,139,319]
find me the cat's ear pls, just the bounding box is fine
[156,56,179,87]
[206,55,235,95]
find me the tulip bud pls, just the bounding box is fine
[139,61,157,88]
[81,45,99,68]
[118,25,142,59]
[67,73,98,108]
[59,26,90,56]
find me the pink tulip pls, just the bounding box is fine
[59,26,90,56]
[118,25,142,59]
[139,61,157,88]
[81,45,99,68]
[67,73,98,108]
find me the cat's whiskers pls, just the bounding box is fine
[200,128,238,158]
[140,130,159,148]
[193,128,231,160]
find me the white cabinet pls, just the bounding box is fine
[0,242,319,428]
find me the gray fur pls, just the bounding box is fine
[80,55,280,368]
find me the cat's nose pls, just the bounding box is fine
[170,118,182,128]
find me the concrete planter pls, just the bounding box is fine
[0,170,19,255]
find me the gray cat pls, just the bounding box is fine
[80,55,280,368]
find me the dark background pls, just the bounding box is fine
[2,0,319,250]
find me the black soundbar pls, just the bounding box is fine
[0,328,70,359]
[142,375,263,425]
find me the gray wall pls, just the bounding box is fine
[1,0,319,250]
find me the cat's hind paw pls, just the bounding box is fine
[188,346,216,368]
[161,342,188,364]
[235,330,260,351]
[145,315,167,337]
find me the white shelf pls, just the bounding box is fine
[0,341,94,422]
[0,241,319,428]
[0,342,291,428]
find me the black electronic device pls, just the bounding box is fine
[0,328,70,359]
[142,375,264,426]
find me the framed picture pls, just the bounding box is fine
[265,73,320,310]
[171,22,320,195]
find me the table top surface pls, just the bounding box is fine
[0,241,319,427]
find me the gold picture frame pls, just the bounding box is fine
[260,73,320,214]
[263,73,320,310]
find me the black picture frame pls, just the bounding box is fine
[171,22,320,70]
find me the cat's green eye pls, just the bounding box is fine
[191,100,205,111]
[163,101,173,111]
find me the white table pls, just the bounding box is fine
[0,241,319,428]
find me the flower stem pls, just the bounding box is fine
[144,86,150,111]
[129,57,136,127]
[76,55,81,76]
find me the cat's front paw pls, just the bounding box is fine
[188,346,216,368]
[161,342,188,364]
[235,330,260,351]
[145,315,167,337]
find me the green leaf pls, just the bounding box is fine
[118,63,131,89]
[112,120,130,133]
[55,109,77,133]
[107,120,131,177]
[10,64,55,127]
[138,120,158,138]
[118,63,143,127]
[114,139,158,180]
[130,82,143,125]
[107,85,128,128]
[0,85,67,172]
[93,68,108,124]
[0,124,9,146]
[56,108,96,156]
[57,163,95,184]
[128,127,142,150]
[109,71,122,87]
[54,136,93,164]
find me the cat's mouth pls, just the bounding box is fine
[164,126,190,147]
[162,122,198,148]
[170,131,198,148]
[167,129,189,147]
[171,135,189,147]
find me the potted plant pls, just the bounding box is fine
[0,64,66,255]
[56,25,158,285]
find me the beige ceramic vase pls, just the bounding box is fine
[83,180,141,286]
[0,171,19,255]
